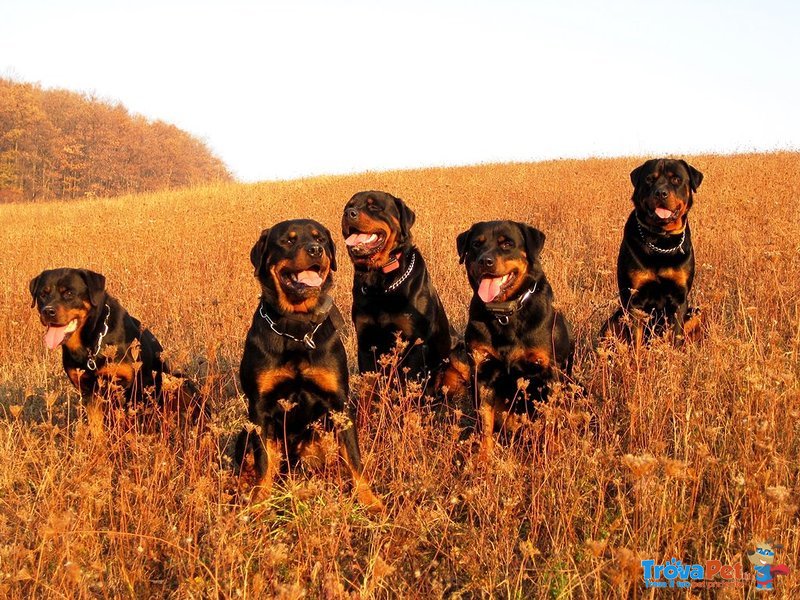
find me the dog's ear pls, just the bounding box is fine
[319,223,337,272]
[517,223,546,264]
[630,160,656,189]
[250,228,271,277]
[456,227,474,265]
[78,269,106,307]
[29,273,43,308]
[679,160,703,192]
[394,196,416,242]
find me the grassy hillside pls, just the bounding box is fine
[0,78,231,202]
[0,152,798,597]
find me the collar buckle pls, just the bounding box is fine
[484,282,538,325]
[302,332,317,350]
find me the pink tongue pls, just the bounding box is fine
[345,233,374,247]
[44,325,69,350]
[478,277,503,303]
[655,207,673,219]
[296,270,323,287]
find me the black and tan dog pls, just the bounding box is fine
[30,268,169,405]
[342,191,451,384]
[602,158,703,345]
[447,221,574,454]
[236,219,383,511]
[30,268,206,425]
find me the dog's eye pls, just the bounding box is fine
[62,290,73,299]
[368,204,382,212]
[671,176,682,185]
[645,174,656,185]
[471,239,483,249]
[285,237,296,245]
[500,240,514,250]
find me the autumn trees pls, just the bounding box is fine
[0,78,231,202]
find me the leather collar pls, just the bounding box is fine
[483,282,538,325]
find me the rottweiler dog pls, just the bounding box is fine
[602,158,703,345]
[448,221,574,454]
[342,191,451,384]
[28,268,198,414]
[236,219,383,512]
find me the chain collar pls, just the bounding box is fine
[386,251,416,292]
[360,250,416,295]
[484,282,538,325]
[259,302,324,350]
[85,304,111,371]
[636,218,686,255]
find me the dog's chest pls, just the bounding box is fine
[629,265,690,290]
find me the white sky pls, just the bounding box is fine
[2,0,799,181]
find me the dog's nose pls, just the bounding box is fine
[345,208,359,220]
[307,244,323,257]
[479,255,495,268]
[655,188,669,200]
[43,306,56,318]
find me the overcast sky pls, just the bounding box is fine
[3,0,799,181]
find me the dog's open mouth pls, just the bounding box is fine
[43,319,78,350]
[345,230,386,257]
[652,206,678,222]
[280,265,324,290]
[478,272,517,303]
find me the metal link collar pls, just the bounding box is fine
[259,302,323,350]
[636,219,686,255]
[360,250,417,295]
[86,304,111,371]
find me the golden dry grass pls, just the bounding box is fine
[0,152,798,598]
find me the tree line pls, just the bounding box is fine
[0,78,231,202]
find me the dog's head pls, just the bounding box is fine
[250,219,337,313]
[342,191,416,268]
[630,158,703,233]
[29,268,106,350]
[746,540,782,567]
[456,221,545,304]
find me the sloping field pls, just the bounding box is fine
[0,152,798,597]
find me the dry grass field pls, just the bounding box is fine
[0,152,798,598]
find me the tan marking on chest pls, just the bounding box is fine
[95,361,136,388]
[356,313,415,338]
[657,267,689,288]
[256,366,295,395]
[388,314,415,337]
[508,347,551,368]
[300,366,341,394]
[354,314,372,334]
[629,269,658,290]
[468,341,501,363]
[256,364,341,396]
